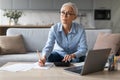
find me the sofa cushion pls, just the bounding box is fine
[6,28,112,52]
[0,35,26,54]
[93,33,120,54]
[7,28,50,52]
[85,29,112,50]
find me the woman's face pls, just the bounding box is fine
[60,5,76,26]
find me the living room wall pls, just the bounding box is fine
[0,10,94,28]
[111,0,120,33]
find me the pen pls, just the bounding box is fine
[37,50,45,66]
[37,50,41,60]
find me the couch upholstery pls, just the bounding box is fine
[0,28,112,66]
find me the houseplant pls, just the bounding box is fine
[3,9,23,25]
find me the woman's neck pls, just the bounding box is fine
[63,24,72,35]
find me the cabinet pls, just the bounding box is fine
[12,0,29,9]
[93,0,112,9]
[0,0,93,10]
[0,0,12,9]
[70,0,93,10]
[53,0,69,10]
[29,0,53,10]
[95,21,112,29]
[53,0,93,10]
[0,0,29,9]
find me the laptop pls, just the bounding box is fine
[64,48,111,75]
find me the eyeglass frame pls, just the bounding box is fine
[59,11,75,17]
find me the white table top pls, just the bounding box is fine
[0,62,120,80]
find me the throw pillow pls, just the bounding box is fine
[0,35,26,54]
[93,33,120,54]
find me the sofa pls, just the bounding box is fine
[0,28,112,66]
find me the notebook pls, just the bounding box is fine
[64,48,111,75]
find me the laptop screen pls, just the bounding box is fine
[64,48,111,75]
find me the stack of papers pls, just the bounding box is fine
[73,62,109,68]
[73,62,84,66]
[0,62,53,72]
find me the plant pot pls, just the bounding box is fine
[14,19,18,25]
[9,18,12,25]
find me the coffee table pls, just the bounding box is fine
[0,62,120,80]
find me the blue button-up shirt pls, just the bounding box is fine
[42,22,88,61]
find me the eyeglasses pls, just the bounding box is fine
[60,11,75,17]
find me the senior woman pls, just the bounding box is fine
[39,2,88,66]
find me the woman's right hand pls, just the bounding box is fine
[38,56,46,66]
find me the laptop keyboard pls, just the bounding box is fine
[64,66,83,74]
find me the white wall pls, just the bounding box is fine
[0,10,60,25]
[111,0,120,33]
[0,10,94,28]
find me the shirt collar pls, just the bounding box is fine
[58,23,76,34]
[70,24,76,34]
[59,24,63,32]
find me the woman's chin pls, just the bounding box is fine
[62,22,68,25]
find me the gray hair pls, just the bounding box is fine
[61,2,78,16]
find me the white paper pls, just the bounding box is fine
[73,62,109,68]
[105,62,109,67]
[73,62,85,66]
[33,62,53,69]
[0,63,33,72]
[0,62,54,72]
